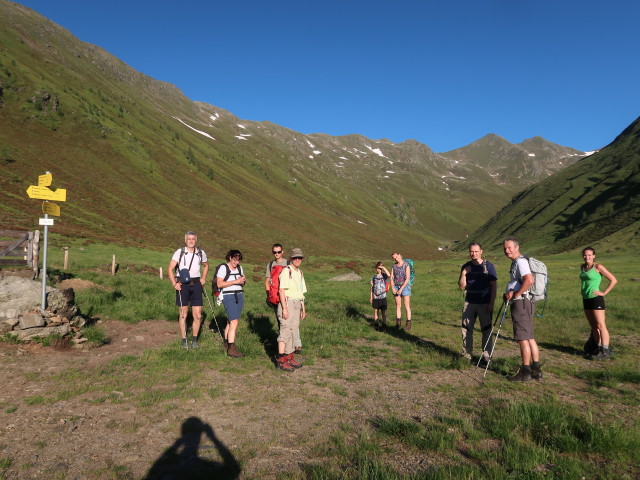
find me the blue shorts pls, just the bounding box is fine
[176,279,203,307]
[394,284,412,297]
[222,291,244,320]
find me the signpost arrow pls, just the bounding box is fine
[42,201,61,217]
[38,173,53,187]
[26,185,67,202]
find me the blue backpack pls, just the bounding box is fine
[405,259,415,286]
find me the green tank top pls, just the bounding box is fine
[579,265,601,299]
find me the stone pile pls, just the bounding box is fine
[0,275,89,346]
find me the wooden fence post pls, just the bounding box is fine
[159,267,163,279]
[111,255,116,275]
[63,247,69,270]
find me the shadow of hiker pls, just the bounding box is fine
[143,416,241,480]
[538,341,584,356]
[200,310,227,339]
[245,310,278,361]
[383,325,461,360]
[345,304,368,321]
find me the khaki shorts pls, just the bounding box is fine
[510,297,535,341]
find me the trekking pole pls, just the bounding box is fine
[476,299,504,368]
[203,288,225,344]
[477,300,507,373]
[177,285,189,349]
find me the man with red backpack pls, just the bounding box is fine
[265,243,288,308]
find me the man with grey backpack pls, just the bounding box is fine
[503,237,542,382]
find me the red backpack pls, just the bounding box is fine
[268,265,286,305]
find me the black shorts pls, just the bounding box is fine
[176,279,203,307]
[372,297,387,310]
[583,296,605,310]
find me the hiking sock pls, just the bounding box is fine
[532,361,541,370]
[191,336,197,343]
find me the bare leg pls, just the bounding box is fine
[178,306,189,338]
[191,306,202,338]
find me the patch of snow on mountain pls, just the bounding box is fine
[306,139,315,149]
[238,124,246,129]
[382,175,389,178]
[309,155,314,159]
[388,160,394,164]
[528,153,536,157]
[357,220,366,225]
[173,117,215,140]
[313,150,321,155]
[339,156,348,160]
[210,113,220,121]
[365,144,386,157]
[235,136,248,140]
[583,151,596,156]
[386,170,395,174]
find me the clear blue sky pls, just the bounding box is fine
[13,0,640,152]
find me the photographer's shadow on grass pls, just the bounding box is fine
[143,416,240,480]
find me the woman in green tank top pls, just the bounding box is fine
[580,247,617,360]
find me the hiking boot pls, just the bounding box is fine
[181,338,189,350]
[287,353,303,369]
[594,346,611,360]
[226,343,245,358]
[460,349,472,360]
[405,320,412,331]
[508,368,532,383]
[191,340,199,349]
[531,366,543,380]
[395,318,402,329]
[477,358,489,368]
[276,355,294,371]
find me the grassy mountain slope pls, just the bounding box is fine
[464,116,640,254]
[0,2,586,259]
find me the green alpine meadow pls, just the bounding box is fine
[0,1,639,479]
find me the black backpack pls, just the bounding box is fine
[211,263,244,297]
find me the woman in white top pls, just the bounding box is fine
[216,250,246,358]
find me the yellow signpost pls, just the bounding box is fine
[26,185,67,202]
[26,172,68,309]
[42,201,60,217]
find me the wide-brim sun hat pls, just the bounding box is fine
[290,248,305,259]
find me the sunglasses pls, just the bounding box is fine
[272,250,283,254]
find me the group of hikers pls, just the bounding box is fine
[168,233,307,371]
[168,232,618,379]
